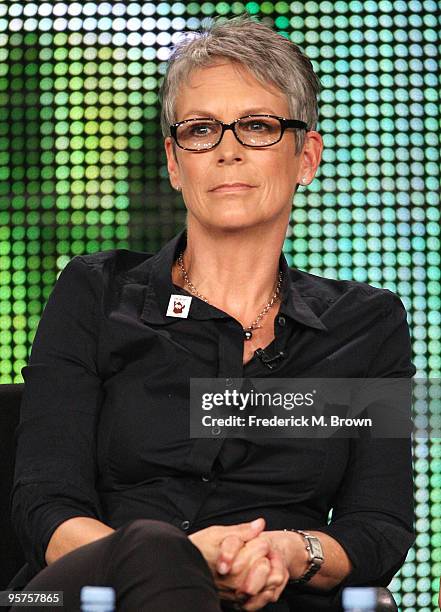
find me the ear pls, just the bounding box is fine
[295,131,323,185]
[164,137,180,189]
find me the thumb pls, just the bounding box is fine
[233,517,266,541]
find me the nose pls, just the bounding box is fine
[215,125,244,164]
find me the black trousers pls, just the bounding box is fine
[12,519,399,612]
[19,520,294,612]
[19,519,350,611]
[19,520,223,612]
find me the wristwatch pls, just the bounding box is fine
[285,529,324,584]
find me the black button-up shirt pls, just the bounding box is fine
[12,229,415,607]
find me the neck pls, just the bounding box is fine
[172,219,286,324]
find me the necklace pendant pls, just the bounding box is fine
[244,330,253,341]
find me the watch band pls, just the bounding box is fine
[284,529,324,584]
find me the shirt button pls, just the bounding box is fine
[181,520,190,531]
[225,378,233,386]
[201,475,210,482]
[277,315,286,327]
[212,426,221,436]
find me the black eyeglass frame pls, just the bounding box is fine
[169,114,309,151]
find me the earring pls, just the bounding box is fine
[302,177,307,184]
[175,185,181,191]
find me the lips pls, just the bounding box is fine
[210,182,255,192]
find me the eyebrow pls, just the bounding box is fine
[181,108,279,120]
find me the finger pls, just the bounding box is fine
[263,567,290,606]
[264,549,287,589]
[242,588,278,611]
[241,551,289,610]
[216,520,266,574]
[242,577,288,612]
[244,517,265,534]
[222,518,266,542]
[231,538,270,575]
[240,574,289,610]
[217,535,244,574]
[236,557,271,597]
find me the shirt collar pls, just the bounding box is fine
[140,228,229,325]
[278,256,328,331]
[140,228,327,331]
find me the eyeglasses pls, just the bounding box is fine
[169,114,309,151]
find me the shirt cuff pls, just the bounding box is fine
[313,518,415,586]
[31,505,100,572]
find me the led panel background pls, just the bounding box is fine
[0,2,439,609]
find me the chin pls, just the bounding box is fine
[204,216,267,233]
[188,207,270,233]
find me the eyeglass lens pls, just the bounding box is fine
[176,116,282,150]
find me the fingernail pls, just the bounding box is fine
[251,518,262,528]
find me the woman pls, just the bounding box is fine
[11,14,415,612]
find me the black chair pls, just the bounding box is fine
[0,383,25,589]
[0,384,398,610]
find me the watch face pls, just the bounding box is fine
[310,538,324,560]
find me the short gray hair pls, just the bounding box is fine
[159,14,322,156]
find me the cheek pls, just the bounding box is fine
[264,158,296,192]
[180,162,211,209]
[181,159,209,184]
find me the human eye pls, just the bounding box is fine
[241,117,276,132]
[182,120,216,138]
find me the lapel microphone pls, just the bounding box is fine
[254,348,286,370]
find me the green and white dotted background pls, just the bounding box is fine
[0,2,439,609]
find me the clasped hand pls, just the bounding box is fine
[189,518,291,610]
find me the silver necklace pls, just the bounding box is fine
[176,251,283,341]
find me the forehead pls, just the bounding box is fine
[174,60,289,120]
